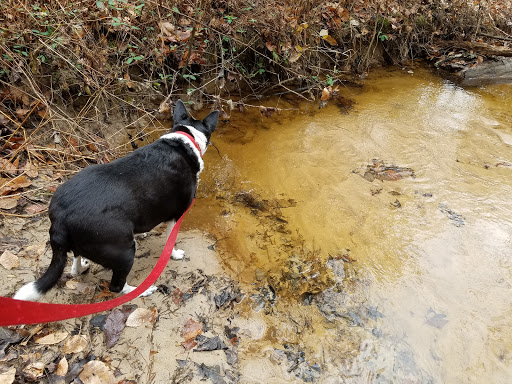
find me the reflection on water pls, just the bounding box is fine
[183,66,512,383]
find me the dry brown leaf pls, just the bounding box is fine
[322,34,338,46]
[123,73,135,90]
[321,87,330,101]
[56,356,68,376]
[23,362,45,381]
[25,203,47,215]
[35,331,68,345]
[289,46,303,63]
[181,338,197,351]
[0,196,18,210]
[159,22,175,37]
[126,307,157,327]
[62,335,89,354]
[0,175,31,196]
[24,162,39,178]
[0,158,17,175]
[73,26,85,39]
[181,318,203,341]
[158,101,171,115]
[15,109,30,118]
[0,366,16,384]
[37,108,50,120]
[0,251,19,270]
[79,361,116,384]
[176,29,191,42]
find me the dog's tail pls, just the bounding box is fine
[14,244,68,301]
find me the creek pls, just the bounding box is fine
[181,65,512,383]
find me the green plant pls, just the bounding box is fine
[224,15,237,24]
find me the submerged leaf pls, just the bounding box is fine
[426,309,448,329]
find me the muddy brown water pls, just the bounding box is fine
[179,66,512,383]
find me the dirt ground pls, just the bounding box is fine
[0,211,264,384]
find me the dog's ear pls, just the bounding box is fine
[203,110,219,133]
[173,100,189,126]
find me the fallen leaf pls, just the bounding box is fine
[172,288,183,305]
[426,309,448,329]
[25,203,47,215]
[62,335,89,354]
[79,361,116,384]
[103,306,136,348]
[123,73,135,90]
[181,318,203,341]
[159,21,175,37]
[322,34,338,46]
[0,196,18,210]
[0,366,16,384]
[56,356,68,376]
[23,362,45,381]
[35,331,68,345]
[126,307,157,327]
[0,175,31,195]
[158,101,170,115]
[321,87,330,101]
[15,109,30,118]
[24,162,39,178]
[193,335,228,352]
[37,108,50,120]
[0,251,19,270]
[180,338,197,351]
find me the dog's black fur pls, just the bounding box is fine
[14,100,218,301]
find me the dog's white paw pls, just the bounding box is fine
[79,258,90,273]
[171,248,185,260]
[120,283,158,297]
[71,256,90,276]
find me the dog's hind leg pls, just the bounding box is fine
[14,243,68,301]
[166,220,185,260]
[109,242,157,297]
[70,254,90,276]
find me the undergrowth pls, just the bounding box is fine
[0,0,511,179]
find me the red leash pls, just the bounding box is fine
[0,200,194,326]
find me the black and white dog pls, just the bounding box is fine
[14,100,219,301]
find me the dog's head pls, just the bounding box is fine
[172,100,219,143]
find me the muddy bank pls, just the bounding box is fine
[0,214,383,384]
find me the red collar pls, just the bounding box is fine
[177,131,203,158]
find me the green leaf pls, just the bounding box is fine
[126,57,134,64]
[172,6,180,13]
[133,55,144,61]
[96,1,104,9]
